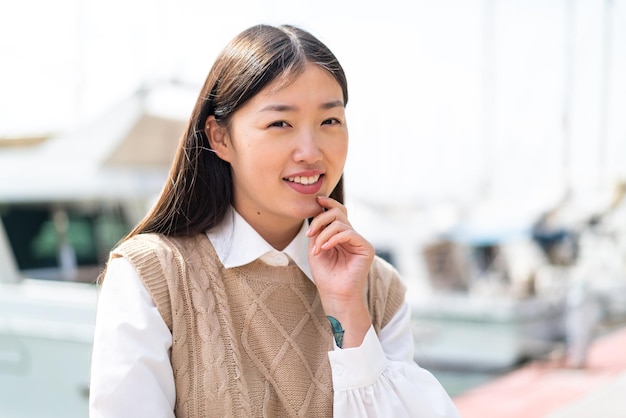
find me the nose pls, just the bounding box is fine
[293,128,323,163]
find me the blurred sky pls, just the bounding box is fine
[1,0,626,209]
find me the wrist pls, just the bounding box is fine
[326,316,345,348]
[323,302,371,349]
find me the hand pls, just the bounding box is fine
[306,196,374,347]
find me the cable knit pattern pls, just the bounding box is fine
[112,232,406,417]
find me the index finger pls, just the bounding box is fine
[306,196,350,237]
[315,195,348,214]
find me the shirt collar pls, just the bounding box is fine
[206,207,313,281]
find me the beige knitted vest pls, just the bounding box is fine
[111,233,406,418]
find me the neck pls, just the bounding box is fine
[235,209,303,251]
[255,221,302,251]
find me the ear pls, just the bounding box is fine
[205,115,232,162]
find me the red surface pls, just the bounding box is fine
[453,327,626,418]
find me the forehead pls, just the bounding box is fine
[259,63,342,100]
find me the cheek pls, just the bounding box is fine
[238,148,280,179]
[324,141,348,190]
[331,138,349,166]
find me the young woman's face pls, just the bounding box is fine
[215,63,348,232]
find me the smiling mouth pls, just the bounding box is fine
[284,174,322,185]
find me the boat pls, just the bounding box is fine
[352,184,626,373]
[349,196,571,372]
[0,84,186,417]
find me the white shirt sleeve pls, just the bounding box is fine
[328,303,461,418]
[89,257,175,418]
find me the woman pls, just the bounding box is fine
[89,24,460,417]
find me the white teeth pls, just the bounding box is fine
[287,175,320,185]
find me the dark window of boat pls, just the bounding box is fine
[0,203,129,283]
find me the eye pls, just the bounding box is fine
[268,121,291,128]
[321,118,341,126]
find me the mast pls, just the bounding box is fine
[562,0,576,198]
[481,0,496,198]
[598,0,613,189]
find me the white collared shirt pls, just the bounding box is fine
[207,208,312,280]
[89,208,460,418]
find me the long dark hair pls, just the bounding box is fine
[124,24,348,242]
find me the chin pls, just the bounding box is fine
[292,202,324,220]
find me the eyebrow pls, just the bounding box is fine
[321,100,345,110]
[260,100,344,113]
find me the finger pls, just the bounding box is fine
[318,229,370,255]
[316,195,348,215]
[311,221,351,254]
[307,207,350,237]
[312,222,373,257]
[307,209,342,235]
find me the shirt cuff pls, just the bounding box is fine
[327,325,387,391]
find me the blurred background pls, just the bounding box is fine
[1,0,625,417]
